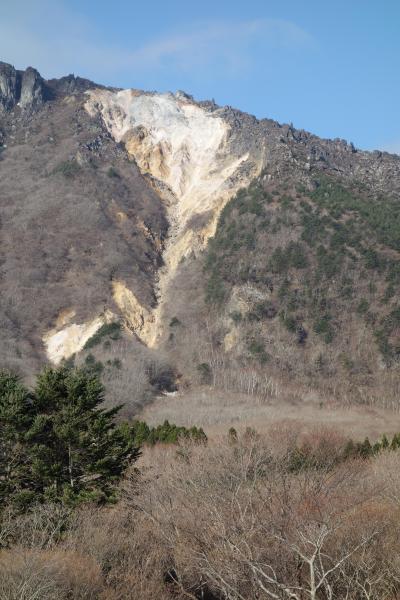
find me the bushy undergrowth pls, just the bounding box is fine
[204,171,400,372]
[52,159,81,178]
[83,322,121,350]
[3,426,400,599]
[310,176,400,251]
[126,419,207,446]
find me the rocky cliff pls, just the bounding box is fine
[0,62,47,112]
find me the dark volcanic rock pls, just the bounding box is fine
[46,74,99,97]
[0,62,19,111]
[0,62,46,112]
[0,61,100,113]
[20,67,45,110]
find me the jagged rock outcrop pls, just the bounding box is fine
[0,62,19,111]
[0,62,46,112]
[0,62,100,114]
[20,66,45,110]
[46,73,101,97]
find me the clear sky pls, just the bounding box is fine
[1,0,399,152]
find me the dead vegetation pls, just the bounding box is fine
[0,91,167,376]
[3,428,400,599]
[139,386,400,442]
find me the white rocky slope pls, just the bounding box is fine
[84,89,261,347]
[44,88,261,362]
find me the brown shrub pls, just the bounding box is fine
[122,436,400,599]
[64,506,171,600]
[3,429,400,599]
[0,548,103,600]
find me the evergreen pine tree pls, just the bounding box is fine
[391,433,400,450]
[0,372,35,508]
[360,437,372,459]
[381,434,390,450]
[131,420,151,445]
[372,441,381,455]
[27,367,140,504]
[342,439,356,460]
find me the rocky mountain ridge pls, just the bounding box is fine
[0,61,103,112]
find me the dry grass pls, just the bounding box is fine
[139,385,400,441]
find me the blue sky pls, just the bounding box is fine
[1,0,399,152]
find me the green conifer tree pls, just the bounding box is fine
[0,372,35,508]
[391,433,400,450]
[360,437,373,459]
[131,420,151,445]
[381,434,390,450]
[27,367,140,504]
[342,439,356,460]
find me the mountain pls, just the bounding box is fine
[1,60,400,411]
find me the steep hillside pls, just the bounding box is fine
[151,128,400,405]
[201,172,400,400]
[1,59,400,409]
[0,62,167,383]
[85,88,262,345]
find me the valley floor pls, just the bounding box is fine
[139,386,400,441]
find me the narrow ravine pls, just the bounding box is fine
[85,88,261,346]
[42,88,262,362]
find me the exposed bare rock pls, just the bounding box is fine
[85,88,262,345]
[0,61,100,114]
[0,62,19,111]
[20,67,45,110]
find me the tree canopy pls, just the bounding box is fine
[0,367,140,510]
